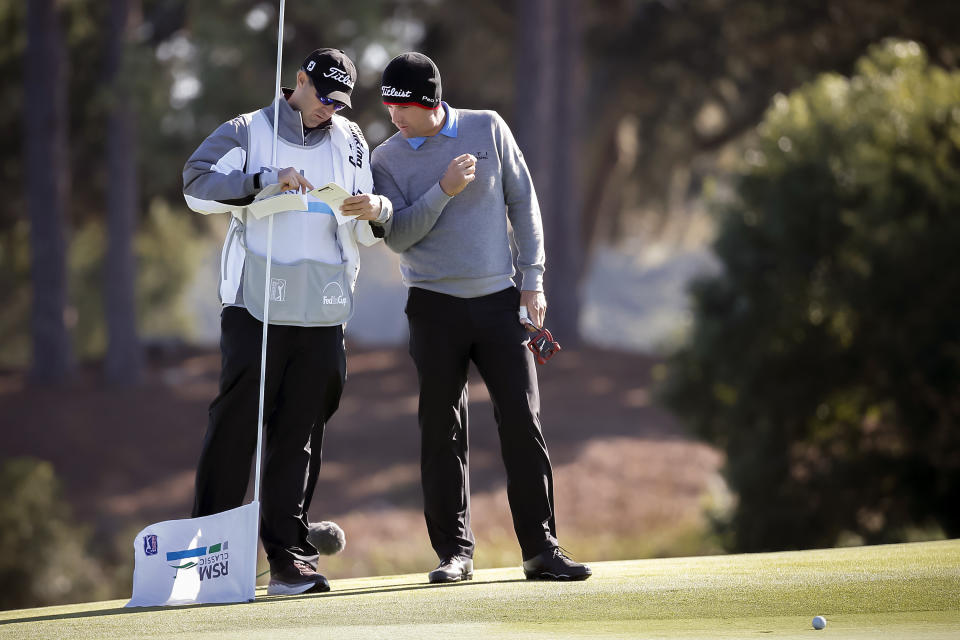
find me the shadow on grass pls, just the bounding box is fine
[0,598,252,626]
[278,577,528,601]
[0,578,527,626]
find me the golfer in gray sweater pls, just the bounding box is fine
[371,52,590,583]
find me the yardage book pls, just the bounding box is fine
[309,182,353,225]
[246,181,353,225]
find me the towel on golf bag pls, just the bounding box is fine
[126,502,259,607]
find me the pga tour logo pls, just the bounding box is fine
[322,281,347,306]
[271,278,286,302]
[143,534,158,556]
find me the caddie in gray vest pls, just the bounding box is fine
[183,48,392,596]
[371,52,590,584]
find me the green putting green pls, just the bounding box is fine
[1,540,958,639]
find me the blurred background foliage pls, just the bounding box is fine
[1,0,959,609]
[661,39,960,551]
[0,458,111,610]
[4,0,960,367]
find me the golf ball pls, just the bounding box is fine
[812,615,827,630]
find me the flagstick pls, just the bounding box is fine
[251,0,285,588]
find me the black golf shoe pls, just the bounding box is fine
[428,555,474,583]
[267,560,331,595]
[522,546,592,581]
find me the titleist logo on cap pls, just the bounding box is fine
[324,67,355,88]
[382,86,412,98]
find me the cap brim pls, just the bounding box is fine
[325,90,352,108]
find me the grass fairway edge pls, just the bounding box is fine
[0,539,957,639]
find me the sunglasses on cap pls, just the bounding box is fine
[317,94,346,111]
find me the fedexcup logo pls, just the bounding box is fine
[321,281,347,306]
[324,66,355,88]
[166,540,230,581]
[381,86,412,98]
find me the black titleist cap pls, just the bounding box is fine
[302,48,357,108]
[381,52,441,109]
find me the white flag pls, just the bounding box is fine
[126,502,259,607]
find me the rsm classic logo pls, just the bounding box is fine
[163,539,231,581]
[321,281,348,306]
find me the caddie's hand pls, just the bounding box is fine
[277,167,314,193]
[520,290,547,329]
[439,153,477,196]
[340,194,383,221]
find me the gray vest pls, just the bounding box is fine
[240,110,353,327]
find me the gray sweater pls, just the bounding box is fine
[371,106,544,297]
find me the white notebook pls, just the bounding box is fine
[308,182,353,225]
[246,182,353,225]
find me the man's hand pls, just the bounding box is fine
[340,194,383,221]
[520,290,547,329]
[439,153,477,196]
[277,167,314,193]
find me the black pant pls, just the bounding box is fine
[192,306,345,572]
[406,286,558,562]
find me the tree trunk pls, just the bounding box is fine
[515,0,583,344]
[25,0,73,383]
[104,0,143,384]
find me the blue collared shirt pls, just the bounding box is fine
[405,102,458,149]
